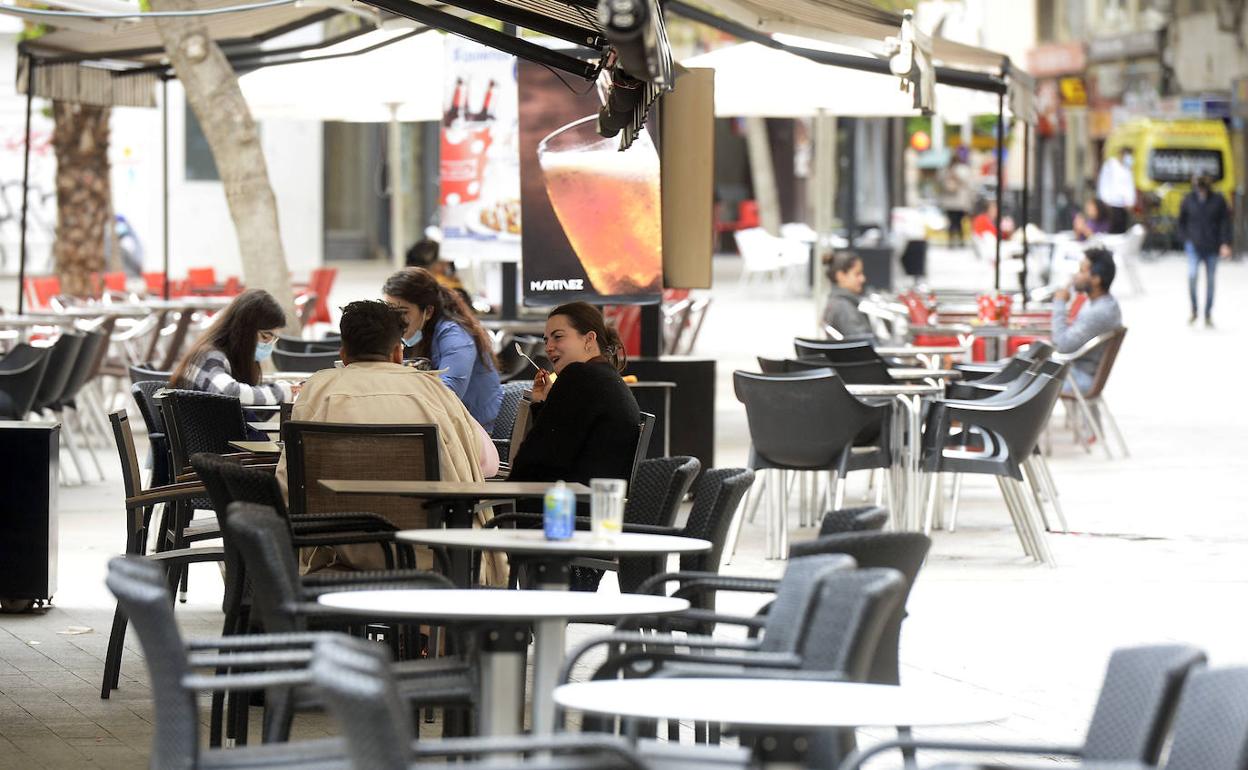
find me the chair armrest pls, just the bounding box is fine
[619,523,679,536]
[300,570,452,598]
[635,570,779,597]
[181,669,310,693]
[560,630,766,684]
[290,511,399,533]
[406,735,646,770]
[839,739,1085,770]
[187,649,314,669]
[128,481,206,507]
[145,546,224,565]
[185,632,331,651]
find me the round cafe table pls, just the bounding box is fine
[554,678,1004,768]
[397,528,710,589]
[317,589,688,738]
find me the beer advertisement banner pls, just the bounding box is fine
[517,60,663,306]
[439,38,521,245]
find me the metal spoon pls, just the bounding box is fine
[514,342,542,372]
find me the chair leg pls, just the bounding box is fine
[1019,462,1053,532]
[745,472,766,524]
[996,476,1035,559]
[68,409,107,481]
[922,473,941,536]
[833,473,846,511]
[1027,456,1068,533]
[773,468,788,559]
[1012,478,1056,567]
[1097,397,1131,458]
[947,473,963,533]
[99,603,127,699]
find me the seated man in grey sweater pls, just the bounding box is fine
[1052,247,1122,393]
[822,251,875,340]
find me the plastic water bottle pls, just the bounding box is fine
[543,480,575,540]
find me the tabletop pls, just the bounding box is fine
[876,345,967,357]
[263,371,314,383]
[317,589,689,621]
[887,368,962,380]
[553,678,1005,729]
[228,440,282,454]
[848,383,944,397]
[319,480,591,499]
[397,528,710,556]
[0,315,75,328]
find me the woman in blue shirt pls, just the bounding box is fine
[383,267,503,432]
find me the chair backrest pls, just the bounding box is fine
[130,381,168,438]
[221,503,306,633]
[789,532,932,684]
[798,566,906,679]
[758,553,855,654]
[1164,666,1248,770]
[53,329,108,407]
[1082,326,1127,399]
[31,332,84,411]
[818,505,889,536]
[308,267,337,325]
[281,421,440,521]
[1082,644,1207,763]
[491,380,532,441]
[794,337,877,364]
[189,453,252,614]
[0,344,51,419]
[822,358,895,385]
[109,410,146,504]
[733,369,886,471]
[624,455,701,529]
[104,556,198,767]
[24,276,62,309]
[271,348,340,373]
[127,361,172,387]
[157,389,249,478]
[994,373,1065,474]
[756,357,788,375]
[629,412,656,483]
[311,636,413,770]
[275,334,340,354]
[186,267,216,287]
[679,467,754,574]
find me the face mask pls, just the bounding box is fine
[403,329,424,347]
[1122,154,1133,169]
[255,340,275,362]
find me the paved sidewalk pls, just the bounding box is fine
[1,250,1246,767]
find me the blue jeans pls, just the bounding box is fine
[1186,242,1218,319]
[1061,366,1095,396]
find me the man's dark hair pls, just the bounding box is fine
[1084,247,1116,292]
[338,300,406,360]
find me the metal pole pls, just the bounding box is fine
[993,90,1005,292]
[162,78,170,300]
[846,118,857,248]
[17,55,35,314]
[1021,121,1031,306]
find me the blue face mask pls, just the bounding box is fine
[403,329,424,348]
[255,340,275,362]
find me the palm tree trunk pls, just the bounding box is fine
[51,100,111,298]
[150,0,300,331]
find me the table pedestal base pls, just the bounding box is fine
[478,624,528,736]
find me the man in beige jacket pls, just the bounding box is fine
[275,299,499,576]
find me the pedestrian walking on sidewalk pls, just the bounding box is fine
[1178,174,1232,328]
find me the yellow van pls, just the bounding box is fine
[1104,118,1234,221]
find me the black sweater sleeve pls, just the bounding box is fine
[509,362,606,480]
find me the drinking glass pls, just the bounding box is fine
[590,478,627,541]
[536,115,662,296]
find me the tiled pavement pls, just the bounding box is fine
[1,249,1246,767]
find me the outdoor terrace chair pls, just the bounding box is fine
[223,503,472,744]
[921,371,1064,564]
[100,410,222,700]
[276,334,340,354]
[131,381,172,487]
[1056,327,1129,458]
[0,343,51,420]
[489,379,531,458]
[842,644,1210,770]
[734,369,891,558]
[817,505,889,536]
[271,348,340,373]
[104,555,353,769]
[312,634,646,770]
[126,361,172,387]
[735,227,808,288]
[44,328,110,483]
[794,337,880,363]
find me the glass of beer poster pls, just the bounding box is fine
[536,115,662,296]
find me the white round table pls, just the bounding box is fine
[318,589,688,738]
[397,529,710,588]
[554,678,1005,769]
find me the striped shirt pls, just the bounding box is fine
[176,349,292,405]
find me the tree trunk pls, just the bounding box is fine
[51,101,111,298]
[150,0,300,331]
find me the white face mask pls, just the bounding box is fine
[255,340,275,362]
[403,329,424,347]
[1122,154,1134,169]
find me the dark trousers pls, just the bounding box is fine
[946,209,966,247]
[1106,206,1129,234]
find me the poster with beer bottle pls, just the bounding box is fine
[439,38,521,244]
[517,60,663,306]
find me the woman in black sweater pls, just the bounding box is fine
[509,302,640,485]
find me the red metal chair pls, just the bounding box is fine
[298,267,337,326]
[23,276,61,309]
[186,267,217,289]
[603,305,641,358]
[1005,293,1085,356]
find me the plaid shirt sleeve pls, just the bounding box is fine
[182,350,292,406]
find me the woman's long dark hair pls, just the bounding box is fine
[382,267,495,368]
[170,289,285,388]
[549,301,627,372]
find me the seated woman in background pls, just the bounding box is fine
[509,301,641,489]
[822,251,874,340]
[1073,198,1108,241]
[169,288,297,406]
[383,267,503,432]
